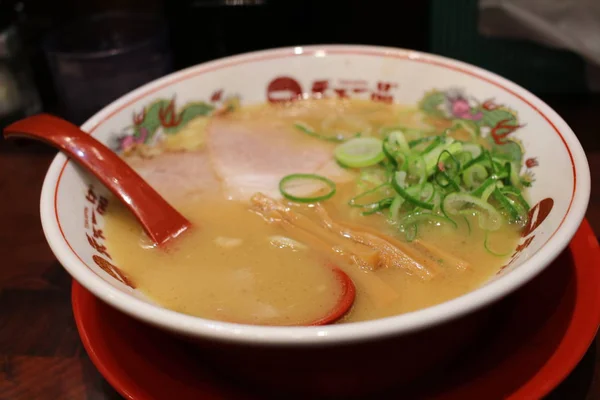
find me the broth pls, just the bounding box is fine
[103,98,524,325]
[104,197,344,325]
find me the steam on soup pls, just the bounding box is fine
[103,98,530,325]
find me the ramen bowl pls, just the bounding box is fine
[37,45,590,396]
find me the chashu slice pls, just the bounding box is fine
[125,149,221,206]
[206,116,354,201]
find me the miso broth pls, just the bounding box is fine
[104,198,345,325]
[103,98,527,325]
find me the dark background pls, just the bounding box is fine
[2,0,593,123]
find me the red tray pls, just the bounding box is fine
[72,220,600,399]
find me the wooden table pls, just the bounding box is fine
[1,95,599,399]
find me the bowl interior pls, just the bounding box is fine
[42,45,590,343]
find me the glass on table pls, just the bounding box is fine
[43,12,172,125]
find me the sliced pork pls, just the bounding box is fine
[126,149,220,205]
[206,117,354,201]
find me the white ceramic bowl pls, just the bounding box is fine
[39,45,589,351]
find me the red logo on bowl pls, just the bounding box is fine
[83,185,134,288]
[267,77,303,103]
[266,76,399,104]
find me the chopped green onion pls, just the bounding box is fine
[389,195,405,220]
[500,186,531,211]
[383,130,411,166]
[357,167,390,188]
[349,183,392,208]
[463,215,472,235]
[431,190,443,211]
[481,181,500,203]
[455,151,473,167]
[399,211,458,229]
[472,176,502,198]
[362,197,394,216]
[420,183,436,203]
[436,170,461,192]
[407,155,427,184]
[424,140,462,177]
[385,130,410,153]
[294,122,358,143]
[435,150,461,191]
[462,143,482,158]
[283,118,530,244]
[438,150,461,176]
[409,136,436,149]
[442,193,502,231]
[492,187,521,223]
[484,151,496,174]
[463,150,493,171]
[484,231,512,256]
[279,173,336,203]
[381,126,434,141]
[334,137,385,168]
[463,164,488,189]
[506,197,527,220]
[392,171,434,210]
[400,223,418,242]
[420,135,445,156]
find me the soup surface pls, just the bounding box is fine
[103,98,527,325]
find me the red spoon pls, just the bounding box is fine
[4,113,355,325]
[6,113,191,246]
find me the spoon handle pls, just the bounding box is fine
[4,114,192,246]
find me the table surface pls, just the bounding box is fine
[1,95,600,399]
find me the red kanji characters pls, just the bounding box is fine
[311,80,329,98]
[332,79,369,99]
[514,236,535,254]
[93,255,134,287]
[96,196,108,215]
[498,262,512,273]
[337,79,369,95]
[371,93,393,104]
[91,210,97,226]
[84,207,89,229]
[333,88,349,99]
[371,81,397,104]
[93,226,105,240]
[85,185,97,203]
[86,234,111,259]
[349,80,369,94]
[210,89,223,103]
[377,81,396,92]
